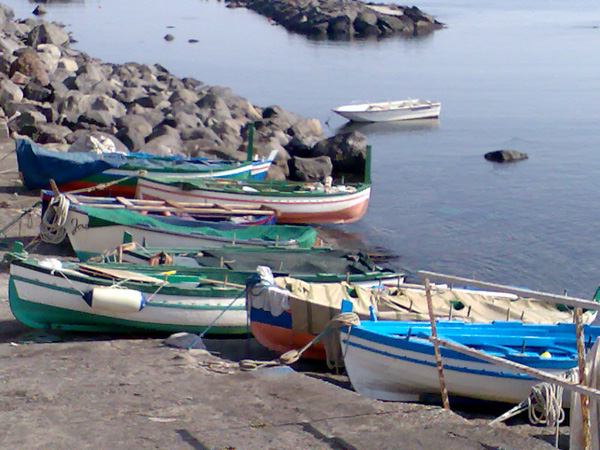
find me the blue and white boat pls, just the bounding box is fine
[340,315,600,404]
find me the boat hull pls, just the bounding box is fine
[341,324,577,404]
[9,262,248,334]
[136,178,371,224]
[57,160,272,198]
[65,208,303,261]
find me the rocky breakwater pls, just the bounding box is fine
[0,3,367,183]
[226,0,444,39]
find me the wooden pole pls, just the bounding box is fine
[424,277,450,410]
[575,307,592,450]
[417,270,600,312]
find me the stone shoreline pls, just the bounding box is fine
[0,3,369,183]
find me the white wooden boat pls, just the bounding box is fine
[333,99,441,123]
[340,315,599,404]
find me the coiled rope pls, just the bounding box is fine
[528,382,565,427]
[39,194,70,244]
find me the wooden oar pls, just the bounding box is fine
[196,276,245,289]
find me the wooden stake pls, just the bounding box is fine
[424,277,450,410]
[575,307,592,450]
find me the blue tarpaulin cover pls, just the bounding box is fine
[15,139,246,190]
[16,139,127,190]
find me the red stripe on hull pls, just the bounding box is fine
[58,181,137,198]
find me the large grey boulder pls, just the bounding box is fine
[115,114,153,151]
[312,131,368,178]
[9,47,50,86]
[0,35,23,60]
[58,92,127,128]
[354,10,379,37]
[169,88,199,106]
[36,44,62,74]
[196,91,234,123]
[286,117,324,154]
[0,79,24,105]
[8,109,48,137]
[81,95,127,129]
[26,22,70,47]
[290,155,333,181]
[261,105,303,131]
[144,133,184,156]
[23,80,53,102]
[0,3,14,31]
[32,122,73,144]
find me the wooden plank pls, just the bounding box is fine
[116,197,135,208]
[214,203,233,211]
[165,199,185,210]
[77,264,163,284]
[197,276,245,289]
[417,270,600,312]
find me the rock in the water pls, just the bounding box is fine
[164,34,175,42]
[32,6,47,16]
[484,150,528,163]
[227,0,444,40]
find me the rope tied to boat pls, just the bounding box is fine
[234,312,361,373]
[39,194,70,244]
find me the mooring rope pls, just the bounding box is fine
[39,194,70,244]
[528,382,565,427]
[231,312,361,373]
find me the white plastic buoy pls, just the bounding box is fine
[82,288,146,313]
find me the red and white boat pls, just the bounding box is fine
[136,148,372,224]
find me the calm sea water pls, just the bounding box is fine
[5,0,600,297]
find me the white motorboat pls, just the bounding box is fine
[333,99,441,123]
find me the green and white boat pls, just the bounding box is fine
[53,203,318,261]
[9,258,250,335]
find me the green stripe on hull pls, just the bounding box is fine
[8,278,249,335]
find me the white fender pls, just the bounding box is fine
[82,287,146,313]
